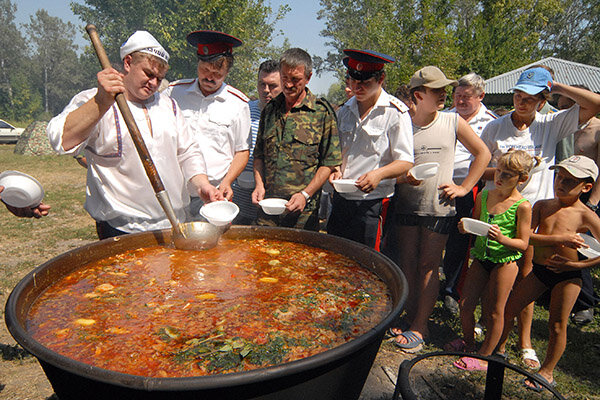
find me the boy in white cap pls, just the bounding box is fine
[496,155,600,392]
[47,31,220,239]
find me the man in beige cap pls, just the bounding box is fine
[385,65,490,351]
[47,31,220,239]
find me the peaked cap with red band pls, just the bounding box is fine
[187,30,242,61]
[343,49,394,80]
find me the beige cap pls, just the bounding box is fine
[409,66,458,89]
[550,155,599,181]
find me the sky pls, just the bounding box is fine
[13,0,338,94]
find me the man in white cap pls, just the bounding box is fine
[47,31,220,239]
[165,30,251,219]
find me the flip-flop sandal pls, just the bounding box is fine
[521,348,540,369]
[394,330,424,351]
[387,319,411,337]
[453,356,487,371]
[522,372,556,392]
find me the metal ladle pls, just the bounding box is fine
[86,24,223,250]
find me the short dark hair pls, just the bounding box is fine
[197,53,234,72]
[280,48,312,77]
[258,59,279,77]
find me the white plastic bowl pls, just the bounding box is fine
[461,217,492,236]
[578,233,600,259]
[199,201,239,226]
[409,162,439,180]
[332,179,358,193]
[259,198,287,215]
[0,170,44,208]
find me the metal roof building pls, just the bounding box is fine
[484,57,600,106]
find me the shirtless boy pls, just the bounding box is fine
[496,155,600,392]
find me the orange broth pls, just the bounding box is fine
[26,238,391,377]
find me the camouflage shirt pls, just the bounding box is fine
[254,89,341,198]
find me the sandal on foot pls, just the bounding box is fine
[453,356,487,371]
[387,320,411,337]
[394,330,424,351]
[522,372,556,392]
[444,338,467,352]
[521,348,540,369]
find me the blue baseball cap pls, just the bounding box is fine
[511,67,553,95]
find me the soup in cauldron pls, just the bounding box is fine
[26,238,391,378]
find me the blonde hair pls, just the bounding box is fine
[497,149,540,177]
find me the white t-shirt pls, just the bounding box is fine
[47,89,207,233]
[336,90,414,200]
[480,105,580,204]
[447,104,497,182]
[165,79,251,189]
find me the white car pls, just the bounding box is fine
[0,119,24,144]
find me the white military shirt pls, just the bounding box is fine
[165,79,251,190]
[448,104,497,182]
[336,89,414,200]
[47,89,207,233]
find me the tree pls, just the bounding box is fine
[317,0,585,93]
[540,0,600,66]
[25,9,87,116]
[0,0,29,120]
[72,0,289,96]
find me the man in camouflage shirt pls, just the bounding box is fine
[252,48,341,230]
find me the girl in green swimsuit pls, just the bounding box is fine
[453,149,537,370]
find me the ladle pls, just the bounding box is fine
[86,24,222,250]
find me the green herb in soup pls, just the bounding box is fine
[26,239,391,377]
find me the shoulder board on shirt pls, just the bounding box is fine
[389,95,409,113]
[317,97,337,117]
[227,86,249,102]
[169,78,195,87]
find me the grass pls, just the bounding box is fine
[0,145,96,288]
[1,144,600,398]
[404,273,600,399]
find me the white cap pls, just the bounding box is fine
[119,31,169,63]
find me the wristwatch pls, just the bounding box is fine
[300,190,311,202]
[585,200,598,212]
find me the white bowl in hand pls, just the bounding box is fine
[199,201,239,226]
[461,217,492,236]
[0,170,44,208]
[409,162,439,180]
[259,198,287,215]
[578,233,600,259]
[332,179,358,193]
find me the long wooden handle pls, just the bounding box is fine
[85,24,165,194]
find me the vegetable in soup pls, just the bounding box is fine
[27,239,391,377]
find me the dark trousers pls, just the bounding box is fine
[327,193,384,249]
[96,221,128,240]
[442,186,477,299]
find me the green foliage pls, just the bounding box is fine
[72,0,290,96]
[25,9,88,116]
[0,0,29,120]
[318,0,596,95]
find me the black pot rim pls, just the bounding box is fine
[5,226,407,392]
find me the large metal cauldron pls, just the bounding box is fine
[5,226,407,400]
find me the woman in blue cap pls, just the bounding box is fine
[479,67,600,369]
